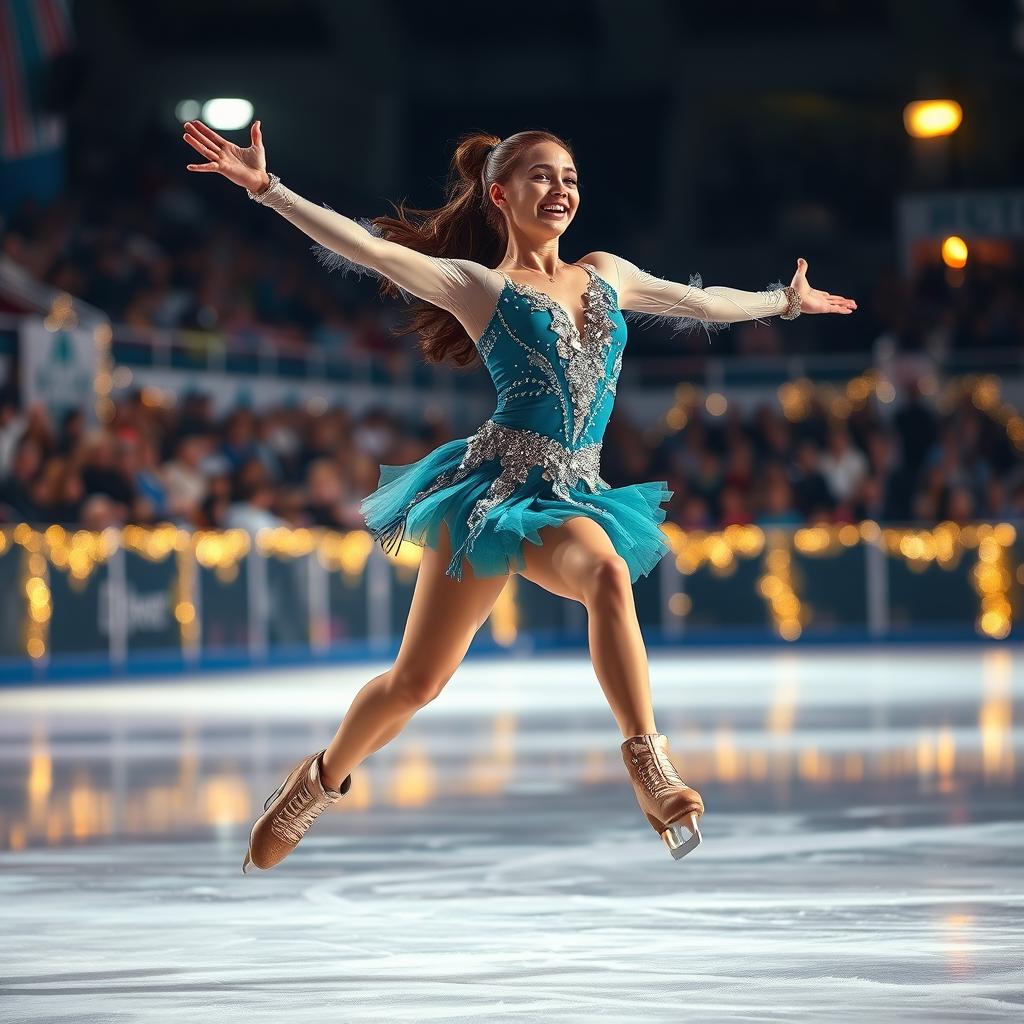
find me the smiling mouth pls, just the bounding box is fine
[538,206,567,219]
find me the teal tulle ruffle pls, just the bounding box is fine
[359,438,673,583]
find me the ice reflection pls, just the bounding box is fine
[0,648,1020,851]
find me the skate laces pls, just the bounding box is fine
[631,738,689,798]
[270,782,331,844]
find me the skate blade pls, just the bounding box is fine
[242,850,256,874]
[661,811,702,860]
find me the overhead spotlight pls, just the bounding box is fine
[941,235,968,269]
[201,98,255,131]
[175,99,202,124]
[903,100,963,138]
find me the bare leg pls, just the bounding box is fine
[320,522,508,789]
[518,516,657,738]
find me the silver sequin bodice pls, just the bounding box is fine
[477,263,625,450]
[399,263,630,578]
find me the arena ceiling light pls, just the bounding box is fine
[198,98,255,132]
[902,99,963,138]
[174,99,202,123]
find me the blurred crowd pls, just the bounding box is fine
[0,378,1021,534]
[2,152,1023,362]
[0,392,398,533]
[1,144,1022,534]
[631,381,1024,529]
[1,161,397,362]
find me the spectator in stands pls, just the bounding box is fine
[894,379,937,479]
[691,449,724,520]
[759,403,796,464]
[754,464,802,527]
[912,464,946,522]
[124,434,170,522]
[273,483,309,527]
[79,431,135,511]
[939,415,992,500]
[722,437,755,498]
[177,391,214,438]
[789,439,833,520]
[0,435,45,521]
[819,424,868,505]
[864,429,912,521]
[257,409,301,483]
[351,407,399,463]
[982,476,1011,520]
[853,475,886,523]
[1006,481,1024,520]
[679,494,712,531]
[337,449,388,529]
[225,478,285,533]
[0,396,27,478]
[80,494,121,531]
[945,485,975,524]
[220,409,260,472]
[718,484,752,527]
[163,435,209,522]
[52,409,85,458]
[39,458,84,525]
[304,459,347,530]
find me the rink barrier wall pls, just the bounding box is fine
[0,520,1020,682]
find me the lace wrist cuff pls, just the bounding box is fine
[246,172,296,214]
[779,284,802,320]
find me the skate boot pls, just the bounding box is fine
[621,732,704,860]
[242,749,352,874]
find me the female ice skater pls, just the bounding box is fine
[182,120,856,869]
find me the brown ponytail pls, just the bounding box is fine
[359,129,576,368]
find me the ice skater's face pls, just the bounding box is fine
[492,142,578,239]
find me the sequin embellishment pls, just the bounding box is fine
[509,265,618,446]
[368,419,613,581]
[366,264,627,581]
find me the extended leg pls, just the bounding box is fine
[518,516,704,860]
[518,516,656,737]
[320,522,508,789]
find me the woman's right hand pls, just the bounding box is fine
[183,119,269,193]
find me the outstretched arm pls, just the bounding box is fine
[611,251,791,322]
[582,251,856,341]
[182,119,497,335]
[247,172,485,315]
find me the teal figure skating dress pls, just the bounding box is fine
[358,263,673,583]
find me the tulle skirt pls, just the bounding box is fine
[359,436,674,583]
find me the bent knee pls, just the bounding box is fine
[386,665,453,707]
[581,553,632,604]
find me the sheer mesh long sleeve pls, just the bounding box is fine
[602,252,790,343]
[248,177,502,342]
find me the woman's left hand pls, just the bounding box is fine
[790,258,857,314]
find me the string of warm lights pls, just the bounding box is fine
[658,518,1017,641]
[316,530,375,576]
[665,521,765,576]
[121,524,187,561]
[971,527,1015,639]
[175,541,199,649]
[1,519,1017,658]
[22,536,50,661]
[193,528,251,585]
[758,531,803,640]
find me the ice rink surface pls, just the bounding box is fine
[1,646,1021,1023]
